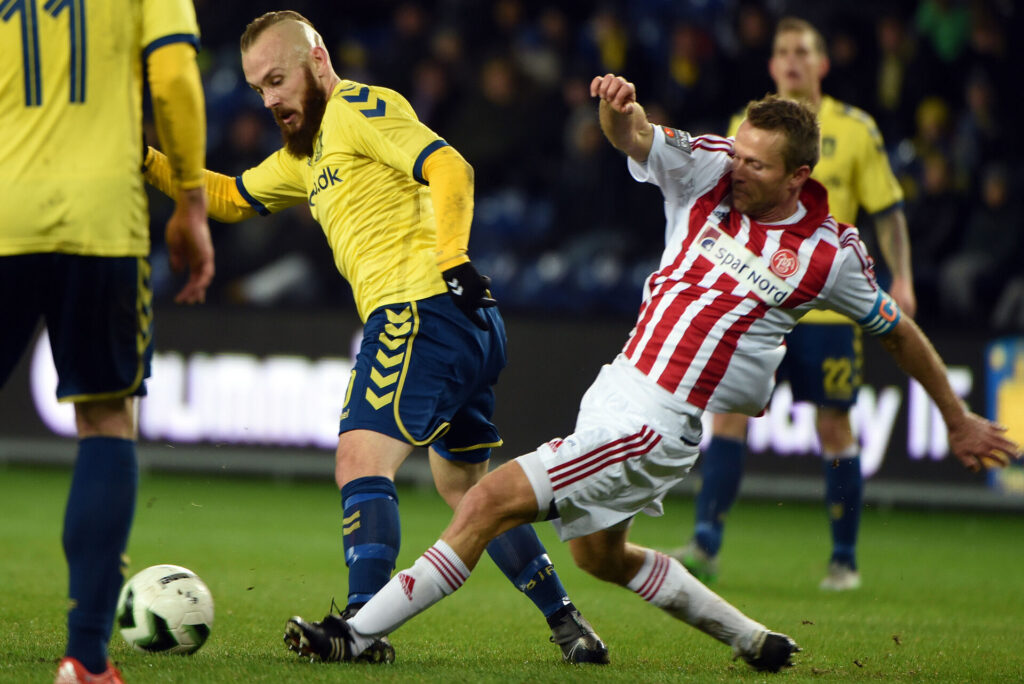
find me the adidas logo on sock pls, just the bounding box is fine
[399,573,416,600]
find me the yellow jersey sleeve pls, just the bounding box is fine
[237,150,309,215]
[421,146,473,270]
[141,0,199,55]
[0,0,200,257]
[143,147,255,223]
[147,42,205,190]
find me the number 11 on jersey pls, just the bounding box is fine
[2,0,87,106]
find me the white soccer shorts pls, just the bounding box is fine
[517,359,702,541]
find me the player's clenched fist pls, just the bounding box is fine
[590,74,637,114]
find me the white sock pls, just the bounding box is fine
[348,540,470,647]
[627,549,766,657]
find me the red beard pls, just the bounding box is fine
[276,66,328,158]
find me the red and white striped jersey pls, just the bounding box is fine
[621,124,900,415]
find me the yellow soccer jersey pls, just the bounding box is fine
[728,95,903,323]
[0,0,199,257]
[237,80,449,321]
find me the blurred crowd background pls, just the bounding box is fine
[147,0,1024,331]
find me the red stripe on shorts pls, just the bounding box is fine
[551,431,662,492]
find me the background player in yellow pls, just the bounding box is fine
[673,17,916,592]
[0,0,212,681]
[143,10,607,665]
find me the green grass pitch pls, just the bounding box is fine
[2,463,1022,683]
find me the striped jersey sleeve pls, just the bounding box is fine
[627,125,733,204]
[819,225,901,335]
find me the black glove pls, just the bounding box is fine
[442,261,497,331]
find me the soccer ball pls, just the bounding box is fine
[115,564,214,655]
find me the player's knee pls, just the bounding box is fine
[433,478,468,510]
[431,456,487,510]
[334,430,408,487]
[571,548,608,580]
[569,541,626,584]
[452,479,507,538]
[74,397,136,439]
[816,408,855,452]
[712,413,748,440]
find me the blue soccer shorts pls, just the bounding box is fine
[0,253,154,402]
[777,321,862,409]
[338,293,507,463]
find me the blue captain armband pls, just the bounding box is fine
[857,291,901,335]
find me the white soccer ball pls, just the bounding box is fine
[115,564,214,655]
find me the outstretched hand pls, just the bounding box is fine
[947,412,1021,472]
[166,186,214,304]
[590,73,637,114]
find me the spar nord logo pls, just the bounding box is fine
[308,166,342,207]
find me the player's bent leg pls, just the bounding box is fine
[285,430,415,664]
[672,412,748,582]
[427,448,487,509]
[443,460,543,568]
[284,607,395,665]
[75,397,137,439]
[335,429,412,488]
[597,531,799,673]
[308,461,539,661]
[817,408,862,591]
[569,526,646,586]
[63,399,139,676]
[335,429,413,610]
[429,450,608,664]
[485,524,609,665]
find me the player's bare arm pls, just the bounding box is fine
[591,74,653,163]
[165,186,214,305]
[874,208,917,317]
[879,317,1021,470]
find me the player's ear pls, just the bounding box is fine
[768,54,782,84]
[789,164,811,188]
[817,54,830,81]
[310,45,331,77]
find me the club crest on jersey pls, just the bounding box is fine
[769,248,799,278]
[311,130,325,164]
[662,126,692,153]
